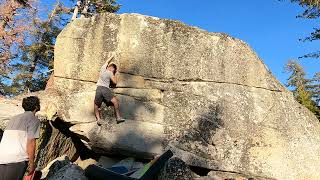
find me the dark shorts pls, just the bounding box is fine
[94,86,114,108]
[0,161,28,180]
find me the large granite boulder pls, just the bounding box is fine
[196,171,275,180]
[0,101,24,130]
[158,157,195,180]
[36,120,79,170]
[46,13,320,179]
[0,100,23,141]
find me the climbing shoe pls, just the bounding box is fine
[97,119,103,126]
[116,118,125,124]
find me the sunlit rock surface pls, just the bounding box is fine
[38,13,320,180]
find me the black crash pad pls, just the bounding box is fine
[85,150,173,180]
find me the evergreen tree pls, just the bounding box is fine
[308,72,320,104]
[0,0,35,95]
[285,60,320,119]
[288,0,320,58]
[1,0,120,96]
[290,0,320,8]
[72,0,120,20]
[10,2,70,94]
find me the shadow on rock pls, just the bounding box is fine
[0,129,3,142]
[36,118,99,170]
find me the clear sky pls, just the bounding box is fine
[42,0,320,85]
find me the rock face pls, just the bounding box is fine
[196,171,275,180]
[158,157,194,180]
[41,156,87,180]
[0,101,24,142]
[0,102,24,130]
[47,164,87,180]
[36,121,78,170]
[46,13,320,179]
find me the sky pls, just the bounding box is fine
[42,0,320,85]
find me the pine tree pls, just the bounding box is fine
[1,0,121,96]
[287,0,320,58]
[285,60,320,119]
[0,0,35,95]
[308,72,320,105]
[290,0,320,7]
[11,2,70,93]
[72,0,120,20]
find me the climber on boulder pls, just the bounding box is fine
[94,53,125,125]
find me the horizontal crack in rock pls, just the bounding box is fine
[54,75,96,83]
[55,75,283,93]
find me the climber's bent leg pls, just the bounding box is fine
[111,97,120,118]
[111,97,125,123]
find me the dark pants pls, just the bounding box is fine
[0,161,28,180]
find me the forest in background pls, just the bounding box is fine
[0,0,120,95]
[0,0,319,118]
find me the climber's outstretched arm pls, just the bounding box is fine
[104,52,116,66]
